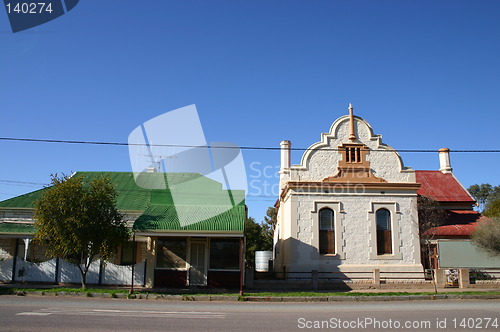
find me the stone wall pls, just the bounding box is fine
[278,191,421,271]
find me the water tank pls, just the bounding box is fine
[255,251,273,272]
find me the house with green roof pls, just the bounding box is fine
[0,171,246,289]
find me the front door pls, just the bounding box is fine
[189,241,207,286]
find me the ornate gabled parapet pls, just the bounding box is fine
[323,143,387,183]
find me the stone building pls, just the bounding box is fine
[274,104,425,280]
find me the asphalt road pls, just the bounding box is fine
[0,296,499,331]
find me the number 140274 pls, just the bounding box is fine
[452,317,499,329]
[5,2,54,14]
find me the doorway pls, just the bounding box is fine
[189,240,207,286]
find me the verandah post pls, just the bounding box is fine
[239,237,244,296]
[130,233,136,294]
[11,238,19,283]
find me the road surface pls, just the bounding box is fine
[0,296,499,331]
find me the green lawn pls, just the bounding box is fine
[1,286,499,298]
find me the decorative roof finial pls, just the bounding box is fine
[348,103,356,141]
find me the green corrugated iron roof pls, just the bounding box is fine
[0,172,245,234]
[133,204,245,232]
[0,172,243,210]
[75,172,152,211]
[0,222,35,234]
[0,172,166,210]
[0,188,45,208]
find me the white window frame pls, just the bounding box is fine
[311,201,345,259]
[368,202,402,260]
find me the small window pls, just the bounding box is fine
[350,148,356,162]
[120,242,136,265]
[209,239,240,270]
[376,209,392,255]
[346,146,361,163]
[341,144,366,164]
[319,208,335,254]
[156,238,187,269]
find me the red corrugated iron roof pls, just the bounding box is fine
[416,171,475,202]
[429,224,477,237]
[449,209,478,214]
[426,211,489,237]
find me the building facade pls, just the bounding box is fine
[0,171,245,289]
[274,105,424,280]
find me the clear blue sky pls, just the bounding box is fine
[1,0,499,221]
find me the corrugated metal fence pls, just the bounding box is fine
[0,258,146,286]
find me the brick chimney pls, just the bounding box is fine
[279,140,291,187]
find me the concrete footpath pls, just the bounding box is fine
[2,283,500,302]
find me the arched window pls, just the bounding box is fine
[376,208,392,255]
[319,208,335,254]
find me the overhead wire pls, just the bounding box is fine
[0,137,499,153]
[0,137,497,203]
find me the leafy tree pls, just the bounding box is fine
[484,199,500,219]
[471,216,500,257]
[417,195,447,292]
[33,174,130,288]
[263,206,278,234]
[467,183,500,212]
[244,216,272,267]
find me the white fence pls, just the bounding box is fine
[0,258,13,281]
[58,259,100,284]
[101,261,145,285]
[15,259,56,283]
[0,258,145,286]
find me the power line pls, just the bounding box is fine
[0,137,499,153]
[0,180,48,187]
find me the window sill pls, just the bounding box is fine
[371,253,402,260]
[320,253,342,258]
[319,252,346,259]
